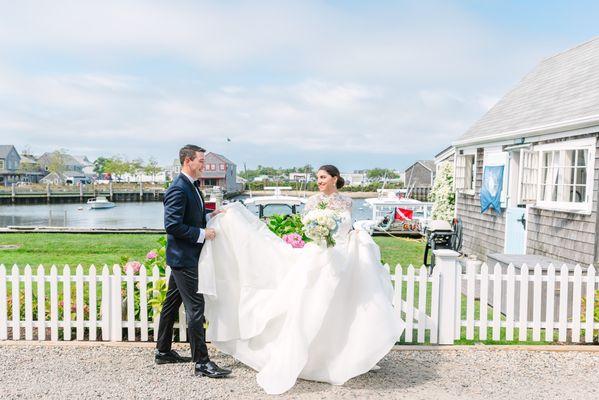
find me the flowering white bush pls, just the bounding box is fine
[429,162,455,222]
[301,208,341,247]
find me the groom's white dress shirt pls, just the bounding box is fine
[181,171,208,244]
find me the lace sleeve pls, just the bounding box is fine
[338,194,353,213]
[304,194,320,213]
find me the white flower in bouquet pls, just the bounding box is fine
[302,206,341,247]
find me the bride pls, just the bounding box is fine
[197,165,403,395]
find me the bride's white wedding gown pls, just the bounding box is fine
[197,192,403,395]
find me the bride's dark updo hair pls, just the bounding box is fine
[318,165,345,189]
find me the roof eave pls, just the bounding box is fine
[453,114,599,148]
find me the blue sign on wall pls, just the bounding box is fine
[480,165,504,214]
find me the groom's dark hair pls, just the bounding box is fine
[179,144,206,165]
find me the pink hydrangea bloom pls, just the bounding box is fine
[282,233,305,249]
[146,250,158,260]
[125,261,142,273]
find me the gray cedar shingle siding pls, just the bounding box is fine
[0,146,21,171]
[405,161,434,187]
[525,133,599,266]
[456,133,599,266]
[0,145,15,159]
[457,37,599,144]
[457,148,506,261]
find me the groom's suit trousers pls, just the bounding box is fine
[156,266,209,363]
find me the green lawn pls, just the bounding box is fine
[373,236,426,270]
[0,233,163,271]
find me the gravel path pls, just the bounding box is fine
[1,343,598,399]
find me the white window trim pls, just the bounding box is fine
[532,136,596,214]
[455,148,477,195]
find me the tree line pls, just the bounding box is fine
[239,165,401,180]
[93,156,162,178]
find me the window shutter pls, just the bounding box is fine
[455,155,466,190]
[518,149,538,204]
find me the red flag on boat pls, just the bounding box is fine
[394,207,413,221]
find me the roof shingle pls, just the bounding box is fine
[455,37,599,146]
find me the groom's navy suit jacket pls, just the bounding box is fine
[164,173,207,268]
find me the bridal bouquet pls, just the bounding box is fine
[301,206,341,248]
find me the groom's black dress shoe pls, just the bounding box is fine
[194,361,232,378]
[155,349,192,364]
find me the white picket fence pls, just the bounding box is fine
[1,251,598,344]
[0,264,188,342]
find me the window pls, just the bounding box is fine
[455,152,476,193]
[540,149,588,203]
[219,163,226,171]
[0,160,4,170]
[533,137,595,212]
[518,149,538,204]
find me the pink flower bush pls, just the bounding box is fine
[125,261,142,273]
[146,250,158,260]
[282,233,305,249]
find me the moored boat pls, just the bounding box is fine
[353,189,432,236]
[87,196,116,209]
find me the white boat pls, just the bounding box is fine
[243,187,307,218]
[353,189,433,236]
[87,196,116,209]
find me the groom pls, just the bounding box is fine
[154,144,231,378]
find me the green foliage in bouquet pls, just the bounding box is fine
[267,214,309,242]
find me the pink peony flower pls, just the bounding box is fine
[282,233,305,249]
[125,261,142,273]
[146,250,158,260]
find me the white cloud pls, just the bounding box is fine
[0,1,586,167]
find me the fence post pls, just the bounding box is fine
[434,249,460,344]
[110,265,122,342]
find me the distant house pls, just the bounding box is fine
[236,176,248,192]
[165,159,182,181]
[404,160,435,188]
[37,152,84,173]
[71,155,95,175]
[289,172,312,182]
[40,171,67,185]
[199,152,238,193]
[453,37,599,266]
[340,172,367,186]
[0,145,21,186]
[253,175,271,182]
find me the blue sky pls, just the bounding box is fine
[1,1,598,171]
